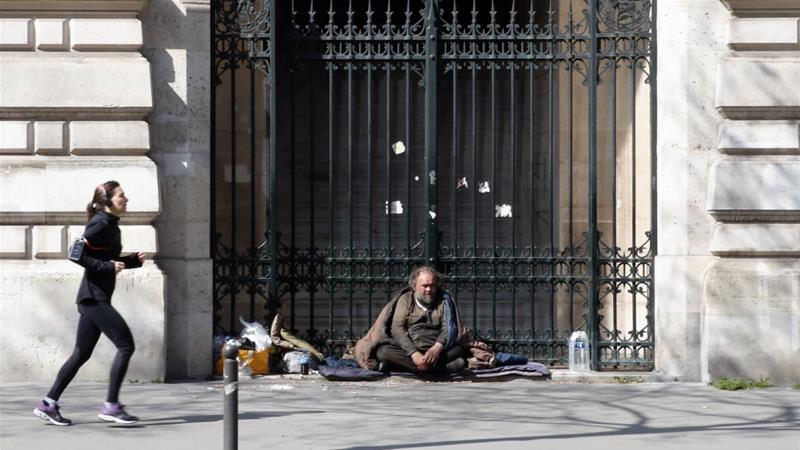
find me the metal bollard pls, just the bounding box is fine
[223,337,254,450]
[222,340,240,450]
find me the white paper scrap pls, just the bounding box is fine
[457,177,468,190]
[495,204,513,218]
[429,170,437,185]
[385,200,404,215]
[478,181,490,194]
[429,211,437,219]
[392,141,406,155]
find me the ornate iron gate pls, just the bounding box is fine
[211,0,656,369]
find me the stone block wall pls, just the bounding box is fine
[0,0,166,382]
[657,0,799,385]
[704,1,800,384]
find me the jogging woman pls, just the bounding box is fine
[34,181,144,426]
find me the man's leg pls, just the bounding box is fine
[375,344,417,372]
[437,345,467,372]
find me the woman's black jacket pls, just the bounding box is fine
[75,211,141,304]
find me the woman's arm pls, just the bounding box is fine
[77,220,116,274]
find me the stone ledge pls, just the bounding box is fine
[708,156,800,222]
[0,156,160,224]
[721,0,800,17]
[711,223,800,256]
[0,52,152,117]
[1,120,149,155]
[716,58,800,120]
[729,18,800,50]
[718,120,800,154]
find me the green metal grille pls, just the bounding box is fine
[211,0,656,369]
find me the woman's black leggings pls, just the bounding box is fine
[47,300,135,403]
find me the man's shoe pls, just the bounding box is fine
[377,361,388,373]
[98,403,138,424]
[446,357,467,372]
[33,400,72,426]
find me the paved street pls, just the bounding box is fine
[2,375,798,450]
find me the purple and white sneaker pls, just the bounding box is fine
[33,400,72,426]
[98,403,138,424]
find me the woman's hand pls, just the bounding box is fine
[114,261,125,273]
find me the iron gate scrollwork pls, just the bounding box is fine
[211,0,656,369]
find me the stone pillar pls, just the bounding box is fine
[0,0,166,381]
[140,0,213,379]
[704,1,800,384]
[655,0,729,381]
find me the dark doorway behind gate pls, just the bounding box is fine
[211,0,656,369]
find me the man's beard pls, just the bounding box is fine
[415,292,435,305]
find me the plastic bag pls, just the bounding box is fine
[279,351,318,374]
[213,339,273,376]
[239,316,272,352]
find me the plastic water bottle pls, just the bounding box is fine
[569,331,590,372]
[300,354,310,375]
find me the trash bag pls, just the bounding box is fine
[213,340,273,376]
[278,351,318,374]
[239,316,272,352]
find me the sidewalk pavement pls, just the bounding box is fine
[2,373,798,450]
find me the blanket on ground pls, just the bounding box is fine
[317,362,551,382]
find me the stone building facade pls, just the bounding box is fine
[0,0,797,384]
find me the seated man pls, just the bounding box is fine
[375,266,468,375]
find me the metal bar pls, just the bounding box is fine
[529,44,536,355]
[309,66,316,336]
[451,36,458,285]
[289,67,299,325]
[547,14,555,360]
[367,61,373,322]
[567,23,574,334]
[386,61,392,268]
[491,33,497,340]
[631,42,638,350]
[230,42,237,333]
[510,59,517,342]
[471,46,478,335]
[424,0,439,267]
[328,59,335,342]
[250,63,257,322]
[268,0,279,323]
[587,0,600,369]
[348,60,354,338]
[405,1,412,261]
[611,27,618,349]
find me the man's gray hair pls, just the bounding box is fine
[407,266,440,289]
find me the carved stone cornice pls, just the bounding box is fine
[721,0,800,17]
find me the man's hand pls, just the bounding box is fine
[422,342,444,367]
[411,352,429,372]
[136,252,146,263]
[113,261,125,273]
